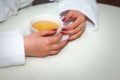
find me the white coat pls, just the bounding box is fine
[0,0,98,67]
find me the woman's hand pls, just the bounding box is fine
[62,10,87,41]
[24,30,68,57]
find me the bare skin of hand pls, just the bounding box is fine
[62,10,87,41]
[24,30,68,57]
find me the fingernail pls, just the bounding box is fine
[52,29,57,31]
[62,17,66,22]
[67,39,71,42]
[62,28,67,31]
[52,31,56,34]
[61,31,65,35]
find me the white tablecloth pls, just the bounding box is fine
[0,3,120,80]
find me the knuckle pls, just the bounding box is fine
[50,50,58,55]
[60,42,66,47]
[68,30,74,35]
[45,39,51,44]
[56,34,62,40]
[43,46,50,52]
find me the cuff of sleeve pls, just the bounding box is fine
[0,31,25,67]
[58,1,98,30]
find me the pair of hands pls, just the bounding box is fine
[24,10,87,57]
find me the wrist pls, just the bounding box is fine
[24,36,30,56]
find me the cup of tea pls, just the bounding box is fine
[30,14,63,35]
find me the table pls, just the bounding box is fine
[0,3,120,80]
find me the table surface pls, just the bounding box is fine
[0,3,120,80]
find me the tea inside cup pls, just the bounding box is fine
[30,15,63,35]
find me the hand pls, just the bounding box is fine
[62,10,87,41]
[24,30,68,57]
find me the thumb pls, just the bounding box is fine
[35,30,56,36]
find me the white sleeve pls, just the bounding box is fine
[58,0,98,30]
[0,31,25,67]
[0,0,33,22]
[0,0,33,67]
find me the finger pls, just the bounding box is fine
[62,11,73,22]
[67,17,82,30]
[80,21,86,30]
[62,17,82,31]
[62,19,86,35]
[48,33,63,44]
[50,40,68,50]
[68,21,86,41]
[49,49,61,55]
[50,40,68,55]
[68,27,85,41]
[62,25,81,35]
[35,30,56,36]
